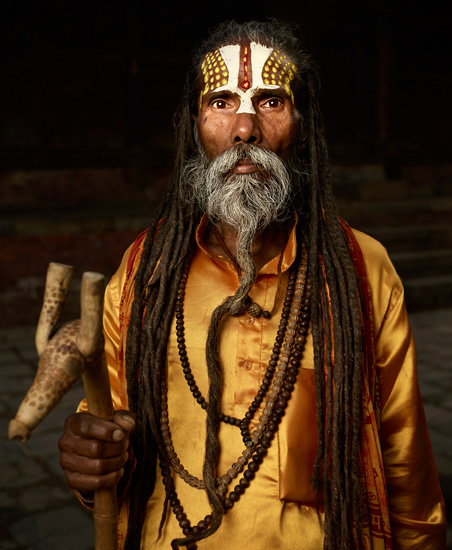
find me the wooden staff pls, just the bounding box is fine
[77,271,118,550]
[8,262,118,550]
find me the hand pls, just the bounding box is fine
[58,410,135,492]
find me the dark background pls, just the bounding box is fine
[0,4,450,548]
[1,0,451,327]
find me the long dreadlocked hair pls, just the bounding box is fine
[124,19,366,550]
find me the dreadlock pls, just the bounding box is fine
[124,19,366,550]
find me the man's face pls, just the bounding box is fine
[196,41,300,169]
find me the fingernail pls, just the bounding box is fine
[113,429,124,441]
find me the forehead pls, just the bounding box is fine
[199,41,297,108]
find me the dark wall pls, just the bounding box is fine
[2,1,450,167]
[1,1,451,326]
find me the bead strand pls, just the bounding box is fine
[224,279,312,510]
[160,248,311,541]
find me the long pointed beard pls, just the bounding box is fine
[183,144,293,292]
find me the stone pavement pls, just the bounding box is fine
[1,310,451,549]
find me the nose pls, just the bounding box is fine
[232,113,262,144]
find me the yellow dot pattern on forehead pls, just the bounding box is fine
[262,50,297,102]
[200,49,228,103]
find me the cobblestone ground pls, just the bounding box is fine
[1,310,451,549]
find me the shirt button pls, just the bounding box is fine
[244,315,255,325]
[242,360,252,370]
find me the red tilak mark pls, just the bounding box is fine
[240,47,250,91]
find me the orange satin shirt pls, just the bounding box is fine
[89,218,445,549]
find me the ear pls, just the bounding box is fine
[192,113,199,137]
[191,116,201,150]
[297,112,308,152]
[299,134,308,153]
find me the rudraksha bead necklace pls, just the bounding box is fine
[159,249,311,545]
[174,249,306,433]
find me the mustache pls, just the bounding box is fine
[208,143,287,176]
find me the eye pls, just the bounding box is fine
[261,97,283,109]
[211,99,229,109]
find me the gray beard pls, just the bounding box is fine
[182,144,293,284]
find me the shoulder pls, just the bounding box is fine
[105,229,149,308]
[350,227,404,333]
[351,228,399,281]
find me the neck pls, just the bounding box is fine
[206,217,294,273]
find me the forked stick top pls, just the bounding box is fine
[35,262,74,357]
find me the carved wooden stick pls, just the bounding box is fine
[35,262,74,357]
[8,264,118,549]
[77,272,118,550]
[8,263,79,442]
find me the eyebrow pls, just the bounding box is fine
[203,90,236,101]
[254,88,288,98]
[204,86,288,100]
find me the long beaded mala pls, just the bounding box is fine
[158,247,311,547]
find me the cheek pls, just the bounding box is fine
[277,120,300,157]
[197,118,226,158]
[264,122,296,157]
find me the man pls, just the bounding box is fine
[58,20,446,550]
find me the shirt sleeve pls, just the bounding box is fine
[77,244,133,413]
[375,283,446,549]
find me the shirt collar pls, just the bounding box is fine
[195,213,298,276]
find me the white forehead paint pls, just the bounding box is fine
[214,42,280,114]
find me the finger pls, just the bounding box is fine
[58,432,129,459]
[64,468,125,492]
[65,412,128,442]
[60,449,129,477]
